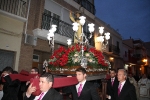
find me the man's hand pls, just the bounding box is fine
[106,95,111,99]
[26,83,36,97]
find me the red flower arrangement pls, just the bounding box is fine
[49,44,108,69]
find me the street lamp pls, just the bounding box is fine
[143,59,147,62]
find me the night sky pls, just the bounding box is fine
[94,0,150,42]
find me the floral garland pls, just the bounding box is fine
[49,44,108,68]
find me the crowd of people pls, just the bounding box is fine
[0,66,150,100]
[0,66,100,100]
[106,69,150,100]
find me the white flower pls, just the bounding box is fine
[74,58,78,62]
[74,53,78,57]
[85,53,90,57]
[88,59,93,62]
[74,52,79,57]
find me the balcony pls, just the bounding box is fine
[109,44,120,55]
[0,0,29,21]
[73,0,96,15]
[33,13,74,45]
[41,13,73,39]
[132,54,146,59]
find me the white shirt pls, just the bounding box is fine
[119,80,126,91]
[76,80,86,92]
[111,77,115,82]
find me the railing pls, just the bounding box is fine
[0,0,28,18]
[41,13,74,39]
[109,44,120,55]
[73,0,96,15]
[41,13,94,46]
[132,54,145,59]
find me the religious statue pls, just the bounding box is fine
[70,11,82,43]
[43,60,48,73]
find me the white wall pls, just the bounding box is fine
[0,14,24,71]
[111,33,123,56]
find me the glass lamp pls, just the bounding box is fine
[67,39,72,45]
[72,22,79,32]
[99,27,104,35]
[88,23,95,33]
[79,16,86,26]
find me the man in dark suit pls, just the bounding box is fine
[114,69,137,100]
[106,69,119,100]
[64,67,100,100]
[24,73,63,100]
[1,66,21,100]
[19,67,40,100]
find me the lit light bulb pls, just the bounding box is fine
[72,22,79,32]
[47,30,54,40]
[79,16,86,26]
[67,39,72,45]
[99,27,104,35]
[105,32,110,40]
[88,23,95,33]
[51,25,57,33]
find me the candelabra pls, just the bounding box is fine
[67,16,95,68]
[97,27,110,51]
[47,25,57,54]
[47,16,110,69]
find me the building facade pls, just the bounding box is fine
[18,0,96,72]
[0,0,29,71]
[94,18,124,70]
[0,0,126,73]
[123,38,150,75]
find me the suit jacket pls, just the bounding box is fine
[106,77,119,100]
[114,79,137,100]
[2,75,21,100]
[65,81,100,100]
[24,88,63,100]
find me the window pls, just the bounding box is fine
[41,9,51,30]
[125,51,127,57]
[42,9,60,31]
[52,13,60,25]
[52,13,60,33]
[116,41,119,49]
[0,50,15,70]
[33,54,39,62]
[109,36,112,44]
[53,13,60,19]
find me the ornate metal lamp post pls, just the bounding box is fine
[68,15,95,68]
